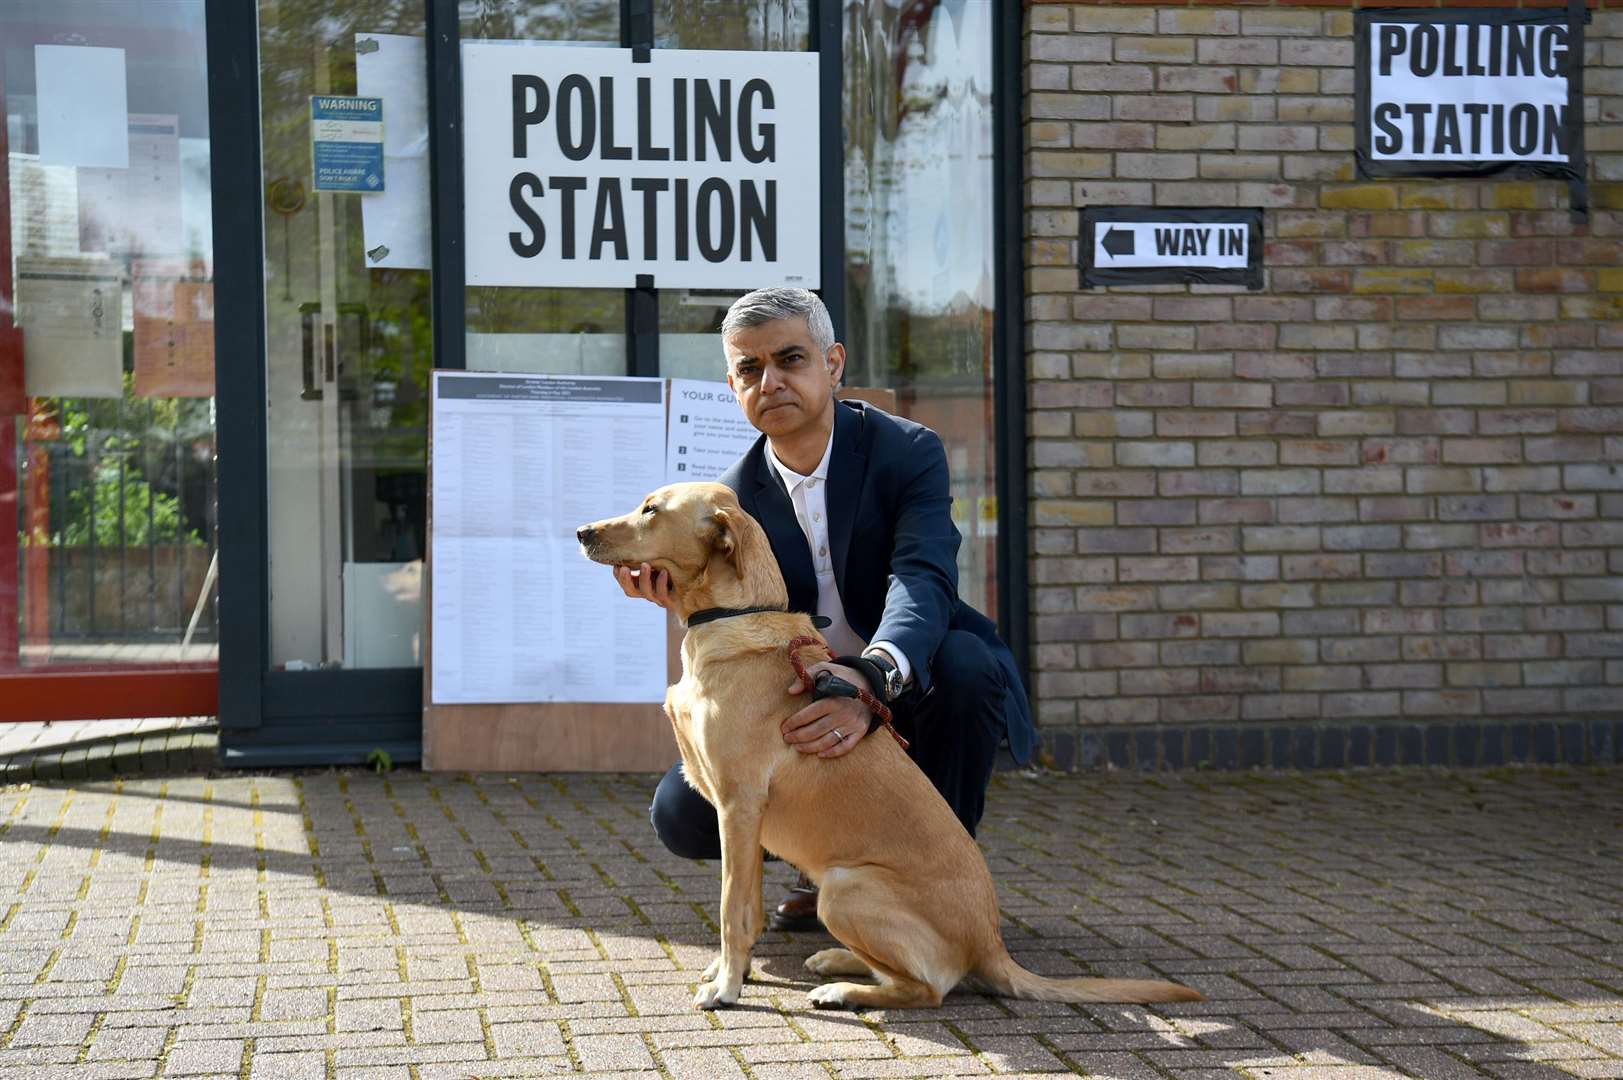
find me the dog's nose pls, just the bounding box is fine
[576,525,597,544]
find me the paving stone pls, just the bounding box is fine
[0,768,1616,1079]
[161,1039,244,1075]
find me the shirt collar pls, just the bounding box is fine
[765,431,832,495]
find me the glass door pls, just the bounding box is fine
[256,0,434,674]
[1,0,220,720]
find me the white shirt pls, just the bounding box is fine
[765,436,913,687]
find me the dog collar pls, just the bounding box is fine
[686,607,832,630]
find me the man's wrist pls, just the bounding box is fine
[835,655,884,699]
[865,642,912,687]
[857,648,905,703]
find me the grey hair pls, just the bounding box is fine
[720,288,836,355]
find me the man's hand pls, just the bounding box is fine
[613,562,673,610]
[783,661,873,759]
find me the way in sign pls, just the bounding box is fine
[1094,221,1250,269]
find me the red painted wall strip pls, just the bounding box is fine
[0,670,219,723]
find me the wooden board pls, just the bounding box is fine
[422,381,896,773]
[420,377,680,773]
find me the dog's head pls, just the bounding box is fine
[576,482,787,618]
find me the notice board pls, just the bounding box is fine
[423,372,897,773]
[424,371,677,772]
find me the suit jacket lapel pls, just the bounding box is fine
[827,403,866,590]
[751,443,818,614]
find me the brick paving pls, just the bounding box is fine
[0,766,1617,1080]
[0,719,218,784]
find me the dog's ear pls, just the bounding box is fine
[710,507,739,566]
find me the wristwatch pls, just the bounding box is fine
[862,648,906,703]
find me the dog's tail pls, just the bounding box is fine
[976,948,1203,1005]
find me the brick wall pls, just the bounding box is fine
[1023,3,1623,767]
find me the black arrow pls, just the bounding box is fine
[1101,226,1135,258]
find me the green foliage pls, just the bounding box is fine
[56,460,200,548]
[367,749,395,774]
[24,375,211,549]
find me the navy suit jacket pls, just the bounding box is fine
[717,400,1036,765]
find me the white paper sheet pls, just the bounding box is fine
[8,153,81,256]
[35,46,129,168]
[16,254,125,398]
[356,33,430,268]
[77,114,183,256]
[666,378,759,483]
[430,372,668,705]
[360,154,430,268]
[356,33,428,156]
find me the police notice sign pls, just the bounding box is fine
[462,44,819,290]
[1356,8,1585,181]
[1079,208,1264,289]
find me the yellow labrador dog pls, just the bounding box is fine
[578,482,1202,1012]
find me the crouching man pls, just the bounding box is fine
[615,288,1034,929]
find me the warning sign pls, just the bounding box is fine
[1079,207,1263,288]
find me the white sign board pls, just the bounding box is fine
[430,373,668,705]
[462,43,820,290]
[1356,10,1582,179]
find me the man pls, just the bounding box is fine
[616,288,1034,930]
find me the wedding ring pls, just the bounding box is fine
[832,729,845,742]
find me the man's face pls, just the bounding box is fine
[723,316,845,439]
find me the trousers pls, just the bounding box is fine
[649,628,1009,860]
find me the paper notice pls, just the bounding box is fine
[7,153,81,256]
[35,46,129,168]
[133,260,215,398]
[356,33,430,268]
[666,378,759,483]
[361,154,430,269]
[430,372,668,705]
[78,114,183,256]
[356,34,428,157]
[16,255,125,398]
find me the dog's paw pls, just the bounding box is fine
[804,948,869,978]
[702,956,722,983]
[807,982,855,1010]
[693,979,741,1010]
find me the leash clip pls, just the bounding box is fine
[786,635,908,751]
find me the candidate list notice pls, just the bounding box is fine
[430,373,667,704]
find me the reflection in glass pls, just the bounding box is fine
[844,0,998,618]
[460,0,617,44]
[259,0,434,669]
[654,1,809,50]
[461,2,626,377]
[2,0,219,671]
[659,290,743,379]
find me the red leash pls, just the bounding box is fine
[785,635,909,751]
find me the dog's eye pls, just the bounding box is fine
[642,504,657,515]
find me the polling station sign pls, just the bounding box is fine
[1079,207,1263,289]
[1355,8,1585,182]
[310,96,385,192]
[462,44,819,290]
